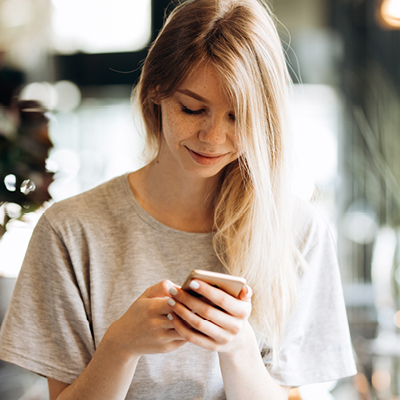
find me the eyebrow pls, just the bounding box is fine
[177,89,209,104]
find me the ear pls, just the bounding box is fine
[149,87,161,105]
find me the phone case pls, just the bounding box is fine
[181,269,246,297]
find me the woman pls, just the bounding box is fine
[0,0,357,399]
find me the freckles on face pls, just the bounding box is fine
[160,98,193,148]
[157,62,242,177]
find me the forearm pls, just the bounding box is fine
[54,280,186,400]
[57,322,140,400]
[218,324,290,400]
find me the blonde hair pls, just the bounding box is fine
[133,0,302,366]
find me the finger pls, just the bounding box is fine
[150,315,188,340]
[143,280,180,299]
[178,281,252,319]
[238,285,253,302]
[147,298,177,316]
[169,290,234,330]
[164,327,188,341]
[156,314,178,329]
[168,300,234,344]
[169,312,222,351]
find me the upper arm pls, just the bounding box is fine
[47,377,70,400]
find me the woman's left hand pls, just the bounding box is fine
[167,280,253,353]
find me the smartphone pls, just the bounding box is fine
[181,269,246,298]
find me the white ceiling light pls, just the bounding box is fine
[51,0,152,54]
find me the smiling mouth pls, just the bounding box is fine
[193,150,225,158]
[186,147,227,166]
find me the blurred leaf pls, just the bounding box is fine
[0,100,54,237]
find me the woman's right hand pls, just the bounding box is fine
[106,280,188,359]
[49,280,186,400]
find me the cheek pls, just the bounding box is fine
[162,112,195,143]
[231,134,243,154]
[162,111,179,141]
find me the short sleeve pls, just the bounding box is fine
[264,204,357,386]
[0,214,95,384]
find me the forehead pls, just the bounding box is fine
[178,61,233,106]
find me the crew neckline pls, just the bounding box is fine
[120,173,214,238]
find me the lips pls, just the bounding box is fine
[186,147,226,166]
[193,150,225,158]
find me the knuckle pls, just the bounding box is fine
[160,280,171,291]
[230,323,241,335]
[217,295,229,310]
[192,318,205,331]
[150,319,161,330]
[219,335,230,345]
[175,288,185,302]
[201,307,213,320]
[147,301,157,314]
[155,330,164,340]
[172,325,183,338]
[209,343,218,352]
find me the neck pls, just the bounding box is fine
[129,159,221,233]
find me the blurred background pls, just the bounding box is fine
[0,0,399,399]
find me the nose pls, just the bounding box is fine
[198,116,228,145]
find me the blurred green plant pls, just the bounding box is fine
[351,64,400,227]
[0,100,54,239]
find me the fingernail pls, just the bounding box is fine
[246,285,253,298]
[167,298,176,307]
[169,287,178,296]
[189,280,200,290]
[167,313,174,320]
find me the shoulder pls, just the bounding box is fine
[43,174,129,234]
[293,197,335,257]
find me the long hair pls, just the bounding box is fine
[133,0,303,366]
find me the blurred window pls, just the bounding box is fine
[51,0,152,54]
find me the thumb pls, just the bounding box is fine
[238,285,253,302]
[142,280,180,299]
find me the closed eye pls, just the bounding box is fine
[181,104,205,116]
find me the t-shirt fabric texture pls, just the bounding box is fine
[0,174,357,399]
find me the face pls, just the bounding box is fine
[156,62,240,182]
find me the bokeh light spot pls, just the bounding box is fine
[54,81,81,111]
[4,174,16,192]
[20,179,36,195]
[380,0,400,27]
[372,370,391,392]
[394,310,400,328]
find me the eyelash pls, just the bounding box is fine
[180,103,236,121]
[180,104,204,116]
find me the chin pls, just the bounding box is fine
[183,162,232,181]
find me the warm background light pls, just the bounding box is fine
[394,310,400,328]
[379,0,400,28]
[288,388,302,400]
[353,373,370,395]
[372,370,391,392]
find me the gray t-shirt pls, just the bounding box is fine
[0,174,356,399]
